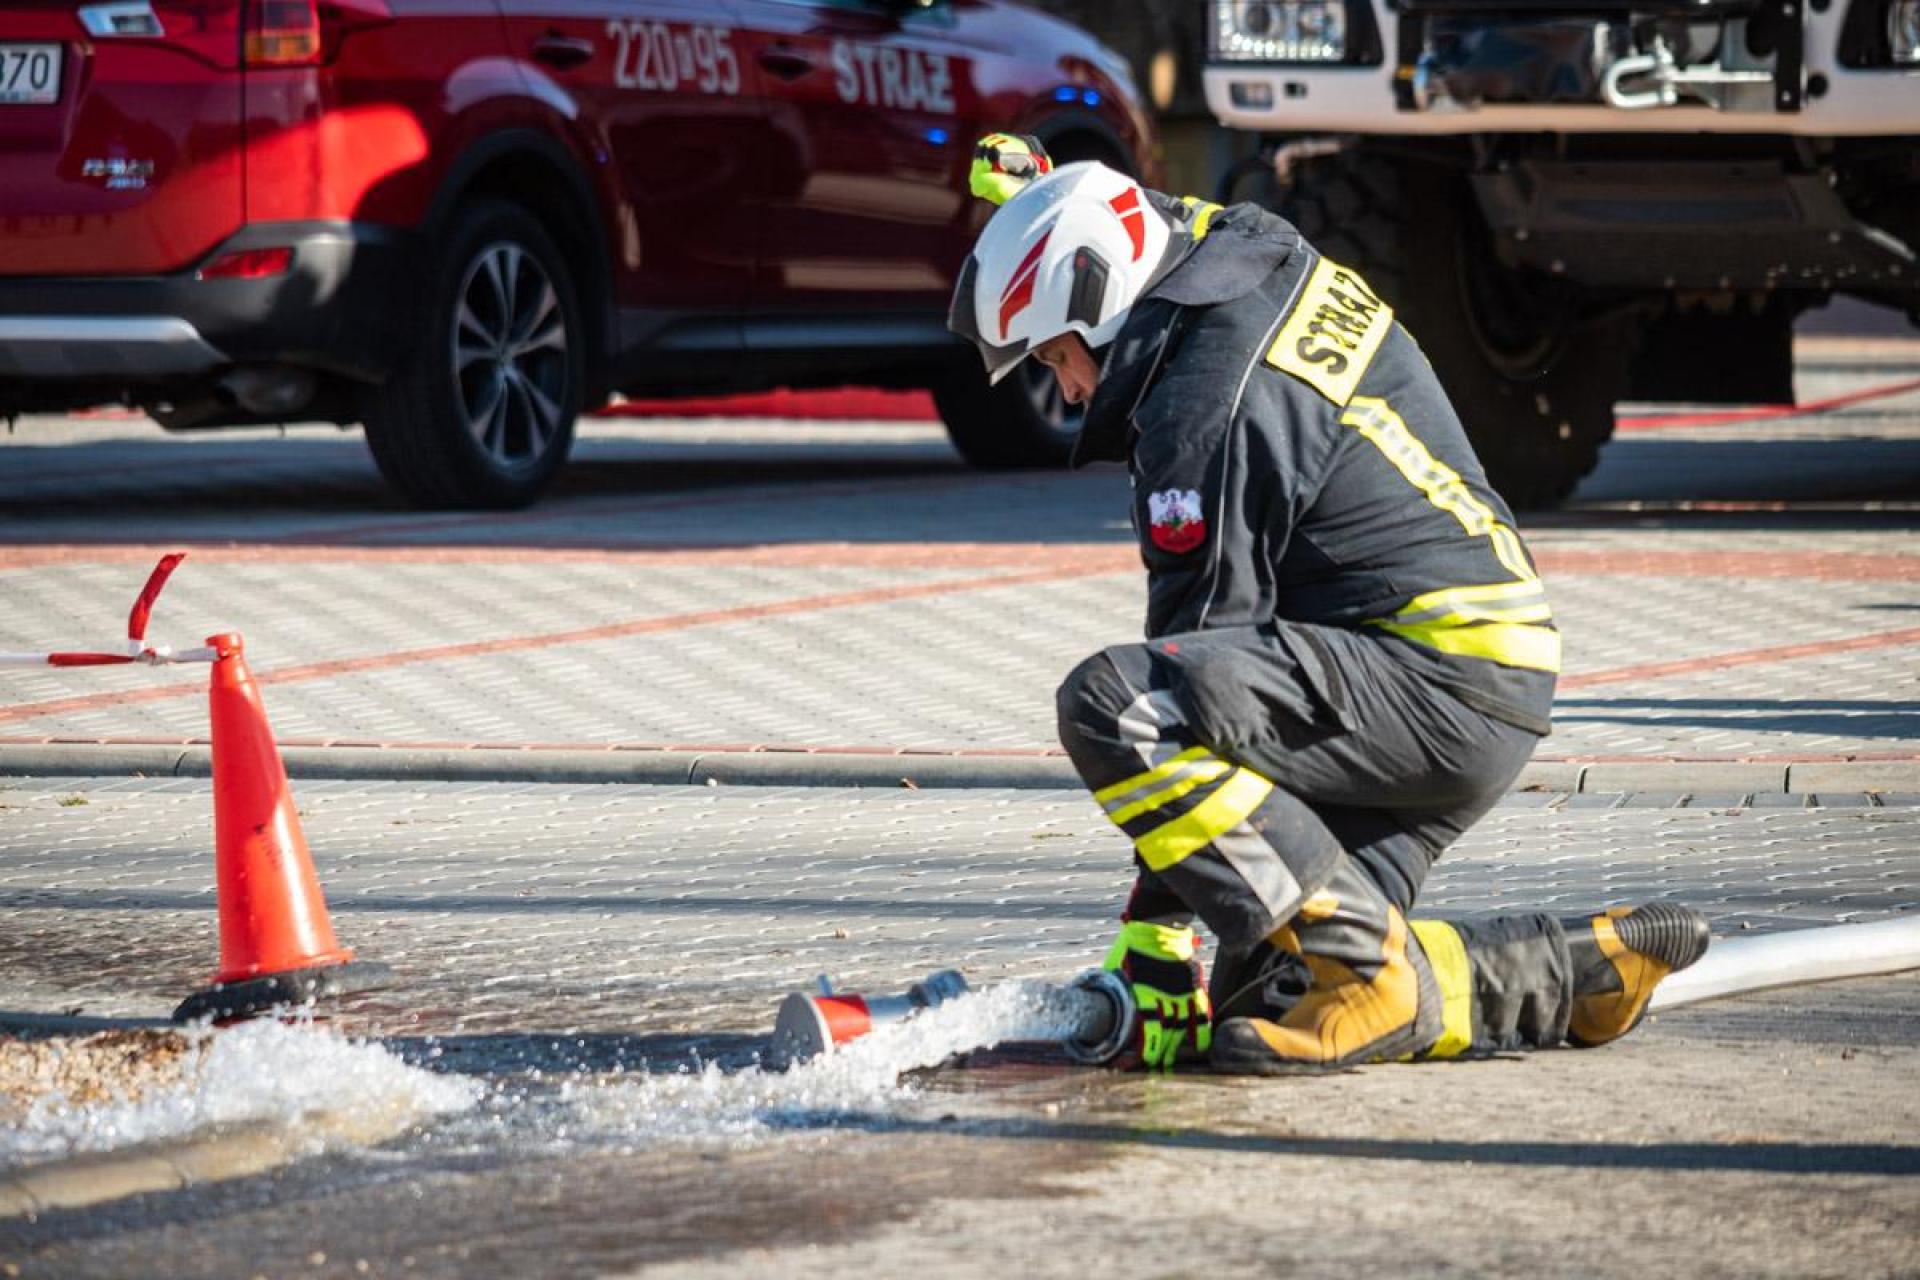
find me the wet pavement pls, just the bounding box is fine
[0,777,1916,1276]
[2,339,1918,1275]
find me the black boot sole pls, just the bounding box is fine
[1609,902,1711,972]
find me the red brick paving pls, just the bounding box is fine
[0,561,1120,726]
[1559,625,1920,690]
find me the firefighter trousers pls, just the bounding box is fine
[1057,621,1575,1067]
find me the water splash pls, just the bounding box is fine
[569,979,1095,1148]
[2,981,1098,1167]
[0,1020,480,1167]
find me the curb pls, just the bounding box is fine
[0,743,1916,794]
[0,1106,415,1220]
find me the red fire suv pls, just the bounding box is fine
[0,0,1156,507]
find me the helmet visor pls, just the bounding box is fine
[948,255,1034,384]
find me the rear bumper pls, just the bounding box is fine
[0,221,419,386]
[0,317,226,379]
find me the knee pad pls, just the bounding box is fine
[1056,645,1166,754]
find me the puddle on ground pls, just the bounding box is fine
[1,980,1100,1170]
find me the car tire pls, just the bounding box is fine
[1281,152,1636,509]
[361,200,583,509]
[931,361,1080,469]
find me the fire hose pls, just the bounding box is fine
[775,915,1920,1066]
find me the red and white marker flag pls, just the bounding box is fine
[0,552,215,667]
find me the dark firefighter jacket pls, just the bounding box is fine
[1075,194,1557,737]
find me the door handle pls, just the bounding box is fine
[532,34,595,71]
[757,46,813,80]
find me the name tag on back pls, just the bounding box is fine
[1266,257,1393,405]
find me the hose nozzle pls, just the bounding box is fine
[1061,968,1136,1066]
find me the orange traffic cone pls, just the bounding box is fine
[173,633,387,1022]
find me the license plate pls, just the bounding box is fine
[0,44,61,106]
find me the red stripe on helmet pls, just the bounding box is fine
[998,228,1052,339]
[1107,187,1145,262]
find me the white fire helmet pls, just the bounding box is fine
[949,161,1181,385]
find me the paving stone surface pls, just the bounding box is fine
[4,350,1918,766]
[0,777,1915,1280]
[2,267,1918,1280]
[0,778,1913,1036]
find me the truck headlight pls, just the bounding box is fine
[1892,0,1920,62]
[1213,0,1349,63]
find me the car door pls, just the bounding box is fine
[493,0,767,317]
[728,0,973,315]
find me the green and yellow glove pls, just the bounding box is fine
[1102,920,1213,1071]
[970,132,1054,206]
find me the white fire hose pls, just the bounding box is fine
[1649,915,1920,1012]
[776,916,1920,1066]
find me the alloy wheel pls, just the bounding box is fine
[451,242,570,468]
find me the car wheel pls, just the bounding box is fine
[361,200,583,509]
[931,359,1081,469]
[1282,152,1636,509]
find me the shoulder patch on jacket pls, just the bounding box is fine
[1264,257,1393,406]
[1146,488,1207,553]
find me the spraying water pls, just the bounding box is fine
[2,982,1093,1169]
[569,979,1100,1147]
[0,1019,480,1168]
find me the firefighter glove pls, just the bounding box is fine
[970,133,1054,206]
[1102,920,1213,1071]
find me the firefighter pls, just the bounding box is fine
[951,140,1710,1072]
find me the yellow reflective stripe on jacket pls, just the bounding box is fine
[1409,919,1474,1059]
[1376,618,1562,673]
[1180,195,1224,240]
[1388,581,1554,628]
[1106,756,1234,827]
[1093,745,1216,806]
[1341,397,1537,584]
[1341,396,1558,672]
[1134,768,1274,872]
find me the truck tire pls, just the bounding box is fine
[1280,153,1634,509]
[361,200,583,509]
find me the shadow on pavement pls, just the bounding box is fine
[817,1112,1920,1176]
[1566,435,1920,508]
[0,890,1114,921]
[1552,698,1920,738]
[4,418,1918,553]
